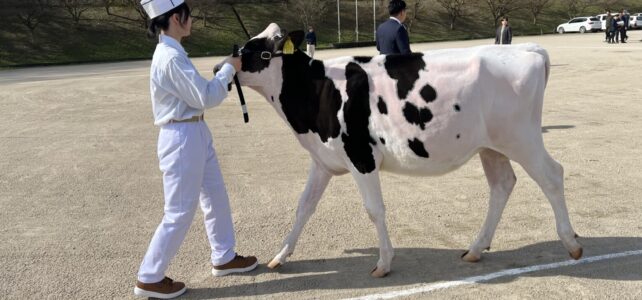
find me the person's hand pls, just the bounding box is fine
[214,56,242,74]
[221,56,242,72]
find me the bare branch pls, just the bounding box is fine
[436,0,470,30]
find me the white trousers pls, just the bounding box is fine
[306,44,315,58]
[138,121,236,283]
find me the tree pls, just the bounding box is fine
[59,0,90,26]
[103,0,149,28]
[189,0,222,29]
[284,0,331,30]
[562,0,593,19]
[526,0,550,24]
[483,0,523,27]
[405,0,426,33]
[16,0,51,42]
[436,0,470,30]
[598,0,623,11]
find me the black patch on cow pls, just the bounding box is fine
[240,37,273,73]
[377,96,388,115]
[270,96,274,102]
[456,134,461,139]
[403,102,433,130]
[354,56,373,64]
[279,51,343,143]
[408,138,429,158]
[454,104,461,112]
[379,137,386,145]
[342,62,376,174]
[384,53,426,99]
[420,84,437,103]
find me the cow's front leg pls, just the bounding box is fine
[351,168,394,278]
[267,160,332,269]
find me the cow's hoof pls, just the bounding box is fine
[569,247,583,260]
[370,266,389,278]
[267,259,282,269]
[461,250,481,263]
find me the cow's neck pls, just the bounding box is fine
[277,51,343,144]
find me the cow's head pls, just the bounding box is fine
[236,23,304,94]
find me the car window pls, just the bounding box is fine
[590,17,599,21]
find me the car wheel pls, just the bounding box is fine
[579,26,586,33]
[558,27,565,34]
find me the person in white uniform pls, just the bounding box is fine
[134,0,257,298]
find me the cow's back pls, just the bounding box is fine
[338,44,551,176]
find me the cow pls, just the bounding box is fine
[235,23,582,277]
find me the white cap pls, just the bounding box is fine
[141,0,185,19]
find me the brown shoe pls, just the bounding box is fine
[211,253,258,276]
[134,277,186,299]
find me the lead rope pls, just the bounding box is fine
[232,44,249,123]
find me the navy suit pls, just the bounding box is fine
[376,18,411,55]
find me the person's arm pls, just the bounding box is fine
[396,26,411,54]
[165,57,235,110]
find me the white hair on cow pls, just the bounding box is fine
[253,23,282,40]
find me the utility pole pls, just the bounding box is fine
[337,0,341,43]
[355,0,359,42]
[373,0,376,40]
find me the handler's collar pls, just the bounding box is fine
[159,34,187,55]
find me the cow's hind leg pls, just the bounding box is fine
[350,168,394,278]
[268,160,332,269]
[504,136,583,260]
[463,149,516,262]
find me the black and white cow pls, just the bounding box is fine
[236,23,582,277]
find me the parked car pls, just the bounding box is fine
[595,13,620,30]
[556,17,601,34]
[629,15,642,29]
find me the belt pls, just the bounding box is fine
[168,114,204,124]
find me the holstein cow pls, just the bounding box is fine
[235,23,582,277]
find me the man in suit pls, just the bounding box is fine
[376,0,411,55]
[620,10,629,43]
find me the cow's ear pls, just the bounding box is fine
[275,30,305,53]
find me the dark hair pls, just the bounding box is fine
[147,2,191,38]
[501,17,509,22]
[388,0,406,16]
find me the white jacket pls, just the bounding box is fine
[150,34,235,126]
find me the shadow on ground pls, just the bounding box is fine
[185,237,642,299]
[542,125,575,133]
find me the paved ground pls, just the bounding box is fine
[1,32,642,299]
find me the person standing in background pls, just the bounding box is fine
[305,26,317,58]
[613,15,621,43]
[620,10,629,43]
[376,0,411,55]
[495,17,512,45]
[606,12,614,43]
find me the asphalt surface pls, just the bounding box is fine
[1,32,641,299]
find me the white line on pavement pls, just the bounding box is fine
[344,249,642,300]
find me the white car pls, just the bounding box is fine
[629,15,642,29]
[557,17,601,34]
